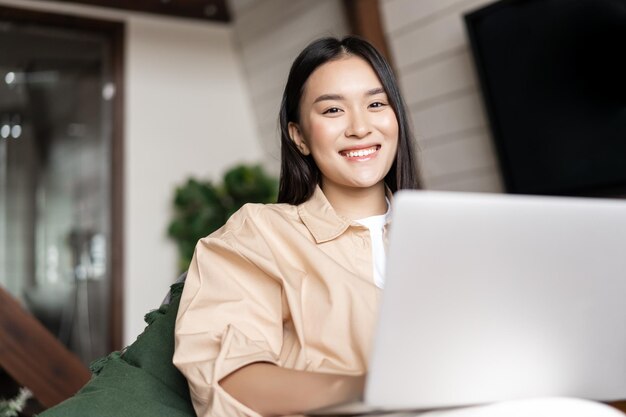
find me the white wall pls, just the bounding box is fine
[380,0,504,192]
[124,18,263,344]
[0,0,263,344]
[229,0,351,173]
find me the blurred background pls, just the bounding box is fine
[0,0,624,411]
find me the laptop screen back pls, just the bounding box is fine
[366,191,626,409]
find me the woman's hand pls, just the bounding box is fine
[220,363,366,417]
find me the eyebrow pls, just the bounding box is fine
[312,87,387,104]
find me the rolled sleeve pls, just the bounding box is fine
[173,231,283,417]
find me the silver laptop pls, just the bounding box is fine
[313,190,626,415]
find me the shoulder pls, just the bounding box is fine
[212,202,300,239]
[197,202,302,260]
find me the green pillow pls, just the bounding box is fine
[38,282,194,417]
[122,282,191,401]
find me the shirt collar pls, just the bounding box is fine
[297,185,394,244]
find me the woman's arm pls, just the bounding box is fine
[220,363,365,417]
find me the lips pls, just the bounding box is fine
[339,145,380,158]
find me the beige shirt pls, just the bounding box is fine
[173,186,390,417]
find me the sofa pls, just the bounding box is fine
[38,280,195,417]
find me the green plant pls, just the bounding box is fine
[167,163,278,272]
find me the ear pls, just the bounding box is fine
[288,122,310,156]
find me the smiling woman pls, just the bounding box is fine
[172,36,419,417]
[278,37,420,208]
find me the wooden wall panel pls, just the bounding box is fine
[383,0,467,34]
[381,0,502,191]
[400,50,476,106]
[420,130,497,179]
[231,0,350,169]
[411,93,488,143]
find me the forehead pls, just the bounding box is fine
[302,55,383,100]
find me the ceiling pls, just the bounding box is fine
[40,0,231,23]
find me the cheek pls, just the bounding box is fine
[379,113,399,140]
[306,117,344,150]
[378,113,399,160]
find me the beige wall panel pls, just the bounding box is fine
[229,0,259,18]
[381,0,502,192]
[239,1,347,73]
[419,131,497,179]
[247,60,291,101]
[232,0,350,171]
[382,0,467,35]
[411,92,488,141]
[400,49,477,107]
[427,168,503,192]
[234,0,311,45]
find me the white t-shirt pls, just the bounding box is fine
[355,201,391,289]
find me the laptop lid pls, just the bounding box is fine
[365,191,626,410]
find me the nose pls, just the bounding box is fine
[345,109,372,139]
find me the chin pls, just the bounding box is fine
[348,177,385,189]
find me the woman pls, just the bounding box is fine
[173,35,418,417]
[173,36,624,417]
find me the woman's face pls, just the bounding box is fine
[289,56,399,195]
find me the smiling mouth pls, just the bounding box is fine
[340,145,380,158]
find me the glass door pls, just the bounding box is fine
[0,8,123,364]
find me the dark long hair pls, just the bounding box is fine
[277,36,420,205]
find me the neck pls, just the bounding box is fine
[321,181,388,220]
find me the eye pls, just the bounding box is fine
[369,101,387,109]
[322,107,342,115]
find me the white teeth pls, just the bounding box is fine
[344,147,377,158]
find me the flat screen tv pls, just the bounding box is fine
[464,0,626,196]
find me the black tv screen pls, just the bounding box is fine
[464,0,626,196]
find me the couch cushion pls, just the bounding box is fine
[38,282,194,417]
[121,282,191,400]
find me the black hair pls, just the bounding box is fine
[277,35,420,205]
